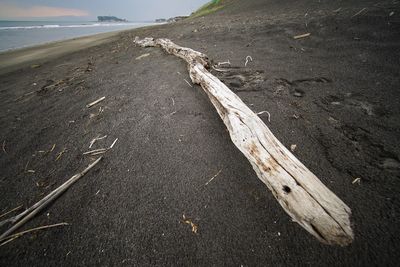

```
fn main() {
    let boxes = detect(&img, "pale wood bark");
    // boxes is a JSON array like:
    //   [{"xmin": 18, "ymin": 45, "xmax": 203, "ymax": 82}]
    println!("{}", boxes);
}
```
[{"xmin": 134, "ymin": 37, "xmax": 353, "ymax": 246}]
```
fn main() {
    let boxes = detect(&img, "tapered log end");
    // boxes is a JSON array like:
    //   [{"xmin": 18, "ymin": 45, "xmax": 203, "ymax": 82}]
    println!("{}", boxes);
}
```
[{"xmin": 296, "ymin": 208, "xmax": 354, "ymax": 246}]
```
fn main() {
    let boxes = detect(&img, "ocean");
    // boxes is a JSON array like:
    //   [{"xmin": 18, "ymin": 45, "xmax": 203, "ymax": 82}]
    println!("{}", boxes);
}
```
[{"xmin": 0, "ymin": 21, "xmax": 155, "ymax": 51}]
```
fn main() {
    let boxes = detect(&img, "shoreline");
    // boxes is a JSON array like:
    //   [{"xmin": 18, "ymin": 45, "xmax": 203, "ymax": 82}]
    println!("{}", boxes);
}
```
[{"xmin": 0, "ymin": 24, "xmax": 158, "ymax": 75}]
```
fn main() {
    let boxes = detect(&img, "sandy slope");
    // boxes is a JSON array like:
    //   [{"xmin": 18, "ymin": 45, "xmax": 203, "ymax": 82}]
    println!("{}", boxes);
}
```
[{"xmin": 0, "ymin": 0, "xmax": 399, "ymax": 265}]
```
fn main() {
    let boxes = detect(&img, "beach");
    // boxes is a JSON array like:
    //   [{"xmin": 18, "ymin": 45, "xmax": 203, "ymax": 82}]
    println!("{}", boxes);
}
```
[{"xmin": 1, "ymin": 0, "xmax": 399, "ymax": 265}]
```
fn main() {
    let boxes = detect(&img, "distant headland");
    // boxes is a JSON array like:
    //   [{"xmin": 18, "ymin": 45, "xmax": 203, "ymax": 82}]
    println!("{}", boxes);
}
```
[{"xmin": 97, "ymin": 16, "xmax": 127, "ymax": 22}]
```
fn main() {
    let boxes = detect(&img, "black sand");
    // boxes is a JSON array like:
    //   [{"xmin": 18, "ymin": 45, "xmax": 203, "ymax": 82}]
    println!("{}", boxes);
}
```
[{"xmin": 1, "ymin": 0, "xmax": 400, "ymax": 265}]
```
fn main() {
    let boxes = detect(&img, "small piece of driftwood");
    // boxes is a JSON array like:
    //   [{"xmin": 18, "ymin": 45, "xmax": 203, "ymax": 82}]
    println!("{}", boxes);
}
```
[
  {"xmin": 134, "ymin": 37, "xmax": 353, "ymax": 246},
  {"xmin": 294, "ymin": 33, "xmax": 311, "ymax": 39},
  {"xmin": 86, "ymin": 96, "xmax": 105, "ymax": 108},
  {"xmin": 0, "ymin": 157, "xmax": 102, "ymax": 240}
]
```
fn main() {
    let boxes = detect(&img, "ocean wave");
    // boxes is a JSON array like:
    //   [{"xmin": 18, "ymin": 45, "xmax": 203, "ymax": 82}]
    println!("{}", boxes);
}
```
[{"xmin": 0, "ymin": 23, "xmax": 141, "ymax": 30}]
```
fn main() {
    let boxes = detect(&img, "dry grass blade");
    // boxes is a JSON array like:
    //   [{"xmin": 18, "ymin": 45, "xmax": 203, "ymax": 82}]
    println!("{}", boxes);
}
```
[
  {"xmin": 0, "ymin": 223, "xmax": 69, "ymax": 246},
  {"xmin": 205, "ymin": 169, "xmax": 222, "ymax": 185},
  {"xmin": 0, "ymin": 205, "xmax": 23, "ymax": 219}
]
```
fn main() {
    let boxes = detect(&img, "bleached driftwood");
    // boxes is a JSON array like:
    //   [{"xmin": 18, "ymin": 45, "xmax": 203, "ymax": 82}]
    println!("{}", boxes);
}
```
[{"xmin": 134, "ymin": 37, "xmax": 354, "ymax": 246}]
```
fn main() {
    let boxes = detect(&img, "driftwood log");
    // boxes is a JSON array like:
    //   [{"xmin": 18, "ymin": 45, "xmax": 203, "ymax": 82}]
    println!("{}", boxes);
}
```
[{"xmin": 134, "ymin": 37, "xmax": 353, "ymax": 246}]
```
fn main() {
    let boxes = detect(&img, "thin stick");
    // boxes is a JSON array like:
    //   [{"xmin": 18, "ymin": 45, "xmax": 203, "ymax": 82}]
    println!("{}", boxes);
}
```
[
  {"xmin": 83, "ymin": 148, "xmax": 108, "ymax": 155},
  {"xmin": 89, "ymin": 135, "xmax": 107, "ymax": 148},
  {"xmin": 55, "ymin": 148, "xmax": 66, "ymax": 161},
  {"xmin": 2, "ymin": 140, "xmax": 7, "ymax": 154},
  {"xmin": 89, "ymin": 151, "xmax": 107, "ymax": 156},
  {"xmin": 218, "ymin": 60, "xmax": 231, "ymax": 66},
  {"xmin": 256, "ymin": 111, "xmax": 271, "ymax": 122},
  {"xmin": 352, "ymin": 8, "xmax": 366, "ymax": 18},
  {"xmin": 24, "ymin": 159, "xmax": 31, "ymax": 172},
  {"xmin": 171, "ymin": 98, "xmax": 175, "ymax": 106},
  {"xmin": 245, "ymin": 56, "xmax": 253, "ymax": 67},
  {"xmin": 0, "ymin": 223, "xmax": 68, "ymax": 244},
  {"xmin": 184, "ymin": 79, "xmax": 193, "ymax": 87},
  {"xmin": 0, "ymin": 205, "xmax": 23, "ymax": 219},
  {"xmin": 109, "ymin": 138, "xmax": 118, "ymax": 149},
  {"xmin": 0, "ymin": 157, "xmax": 102, "ymax": 240},
  {"xmin": 86, "ymin": 97, "xmax": 105, "ymax": 108},
  {"xmin": 294, "ymin": 33, "xmax": 311, "ymax": 39},
  {"xmin": 89, "ymin": 136, "xmax": 99, "ymax": 149},
  {"xmin": 50, "ymin": 144, "xmax": 56, "ymax": 152},
  {"xmin": 212, "ymin": 65, "xmax": 230, "ymax": 72},
  {"xmin": 0, "ymin": 236, "xmax": 18, "ymax": 246},
  {"xmin": 205, "ymin": 169, "xmax": 222, "ymax": 185}
]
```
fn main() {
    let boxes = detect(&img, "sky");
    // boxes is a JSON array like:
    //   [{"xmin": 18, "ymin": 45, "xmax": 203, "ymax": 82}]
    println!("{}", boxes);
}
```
[{"xmin": 0, "ymin": 0, "xmax": 211, "ymax": 21}]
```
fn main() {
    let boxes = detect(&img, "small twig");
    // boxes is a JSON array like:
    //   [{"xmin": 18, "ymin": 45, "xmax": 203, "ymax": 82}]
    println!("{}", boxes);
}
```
[
  {"xmin": 171, "ymin": 97, "xmax": 175, "ymax": 106},
  {"xmin": 2, "ymin": 140, "xmax": 7, "ymax": 154},
  {"xmin": 109, "ymin": 138, "xmax": 118, "ymax": 149},
  {"xmin": 256, "ymin": 111, "xmax": 271, "ymax": 122},
  {"xmin": 352, "ymin": 8, "xmax": 366, "ymax": 18},
  {"xmin": 0, "ymin": 236, "xmax": 19, "ymax": 246},
  {"xmin": 0, "ymin": 157, "xmax": 102, "ymax": 240},
  {"xmin": 212, "ymin": 65, "xmax": 230, "ymax": 72},
  {"xmin": 84, "ymin": 138, "xmax": 117, "ymax": 155},
  {"xmin": 83, "ymin": 148, "xmax": 108, "ymax": 155},
  {"xmin": 50, "ymin": 144, "xmax": 56, "ymax": 153},
  {"xmin": 205, "ymin": 169, "xmax": 222, "ymax": 186},
  {"xmin": 89, "ymin": 135, "xmax": 107, "ymax": 149},
  {"xmin": 135, "ymin": 53, "xmax": 150, "ymax": 60},
  {"xmin": 0, "ymin": 222, "xmax": 69, "ymax": 245},
  {"xmin": 24, "ymin": 159, "xmax": 31, "ymax": 172},
  {"xmin": 184, "ymin": 79, "xmax": 193, "ymax": 87},
  {"xmin": 89, "ymin": 151, "xmax": 108, "ymax": 156},
  {"xmin": 352, "ymin": 178, "xmax": 361, "ymax": 185},
  {"xmin": 245, "ymin": 56, "xmax": 253, "ymax": 67},
  {"xmin": 86, "ymin": 97, "xmax": 105, "ymax": 108},
  {"xmin": 333, "ymin": 7, "xmax": 342, "ymax": 13},
  {"xmin": 218, "ymin": 60, "xmax": 231, "ymax": 66},
  {"xmin": 55, "ymin": 148, "xmax": 67, "ymax": 161},
  {"xmin": 293, "ymin": 33, "xmax": 311, "ymax": 39},
  {"xmin": 0, "ymin": 205, "xmax": 23, "ymax": 219}
]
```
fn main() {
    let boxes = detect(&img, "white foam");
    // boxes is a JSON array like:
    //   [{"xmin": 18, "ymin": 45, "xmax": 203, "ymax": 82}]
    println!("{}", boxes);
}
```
[{"xmin": 0, "ymin": 22, "xmax": 141, "ymax": 30}]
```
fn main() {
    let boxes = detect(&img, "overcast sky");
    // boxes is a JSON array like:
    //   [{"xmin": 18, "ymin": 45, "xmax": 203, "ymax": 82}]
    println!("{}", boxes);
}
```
[{"xmin": 0, "ymin": 0, "xmax": 210, "ymax": 21}]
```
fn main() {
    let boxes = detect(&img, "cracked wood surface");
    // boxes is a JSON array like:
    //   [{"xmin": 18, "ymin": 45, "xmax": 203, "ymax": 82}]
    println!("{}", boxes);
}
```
[{"xmin": 133, "ymin": 37, "xmax": 354, "ymax": 246}]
